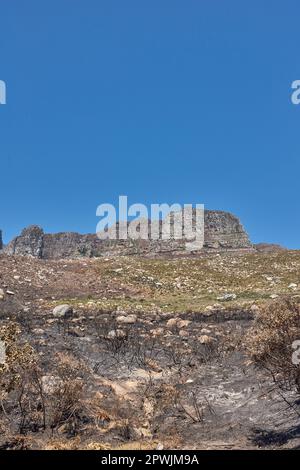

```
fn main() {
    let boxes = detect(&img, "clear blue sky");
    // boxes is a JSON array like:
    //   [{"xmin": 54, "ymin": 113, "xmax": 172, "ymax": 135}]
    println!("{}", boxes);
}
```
[{"xmin": 0, "ymin": 1, "xmax": 299, "ymax": 247}]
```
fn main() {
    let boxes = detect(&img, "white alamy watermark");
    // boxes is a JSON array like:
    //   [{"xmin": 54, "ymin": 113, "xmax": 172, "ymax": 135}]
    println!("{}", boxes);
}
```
[
  {"xmin": 96, "ymin": 196, "xmax": 204, "ymax": 251},
  {"xmin": 0, "ymin": 339, "xmax": 6, "ymax": 365},
  {"xmin": 0, "ymin": 80, "xmax": 6, "ymax": 105},
  {"xmin": 291, "ymin": 80, "xmax": 300, "ymax": 105}
]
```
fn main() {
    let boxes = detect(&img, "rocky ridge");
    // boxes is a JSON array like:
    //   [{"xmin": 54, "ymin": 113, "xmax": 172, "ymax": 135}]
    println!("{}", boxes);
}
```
[{"xmin": 1, "ymin": 210, "xmax": 253, "ymax": 259}]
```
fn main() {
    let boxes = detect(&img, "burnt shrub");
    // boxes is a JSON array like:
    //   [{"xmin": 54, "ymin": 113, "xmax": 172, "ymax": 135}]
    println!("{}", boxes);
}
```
[{"xmin": 246, "ymin": 297, "xmax": 300, "ymax": 393}]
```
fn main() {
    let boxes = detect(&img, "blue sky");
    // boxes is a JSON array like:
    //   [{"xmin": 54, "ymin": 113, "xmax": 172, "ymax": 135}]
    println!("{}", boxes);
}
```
[{"xmin": 0, "ymin": 1, "xmax": 299, "ymax": 247}]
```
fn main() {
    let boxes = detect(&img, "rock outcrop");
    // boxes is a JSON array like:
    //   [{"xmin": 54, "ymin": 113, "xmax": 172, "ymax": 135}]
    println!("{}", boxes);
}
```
[
  {"xmin": 4, "ymin": 225, "xmax": 44, "ymax": 258},
  {"xmin": 3, "ymin": 210, "xmax": 253, "ymax": 259},
  {"xmin": 203, "ymin": 211, "xmax": 251, "ymax": 249}
]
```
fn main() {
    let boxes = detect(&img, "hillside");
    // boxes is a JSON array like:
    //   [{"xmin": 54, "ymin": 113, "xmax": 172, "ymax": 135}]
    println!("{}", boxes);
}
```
[{"xmin": 0, "ymin": 250, "xmax": 300, "ymax": 449}]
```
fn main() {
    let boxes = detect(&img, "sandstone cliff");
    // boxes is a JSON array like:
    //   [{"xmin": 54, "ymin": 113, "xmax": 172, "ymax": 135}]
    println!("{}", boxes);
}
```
[{"xmin": 2, "ymin": 210, "xmax": 253, "ymax": 259}]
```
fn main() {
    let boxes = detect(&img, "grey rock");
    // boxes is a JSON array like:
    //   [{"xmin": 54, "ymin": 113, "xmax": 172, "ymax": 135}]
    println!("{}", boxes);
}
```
[
  {"xmin": 217, "ymin": 293, "xmax": 237, "ymax": 301},
  {"xmin": 4, "ymin": 225, "xmax": 44, "ymax": 258},
  {"xmin": 116, "ymin": 314, "xmax": 137, "ymax": 324},
  {"xmin": 6, "ymin": 290, "xmax": 15, "ymax": 296},
  {"xmin": 107, "ymin": 329, "xmax": 126, "ymax": 338},
  {"xmin": 53, "ymin": 304, "xmax": 73, "ymax": 319}
]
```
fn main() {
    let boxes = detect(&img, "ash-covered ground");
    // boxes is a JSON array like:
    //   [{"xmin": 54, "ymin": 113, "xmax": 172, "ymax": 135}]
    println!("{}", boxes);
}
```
[{"xmin": 0, "ymin": 251, "xmax": 300, "ymax": 450}]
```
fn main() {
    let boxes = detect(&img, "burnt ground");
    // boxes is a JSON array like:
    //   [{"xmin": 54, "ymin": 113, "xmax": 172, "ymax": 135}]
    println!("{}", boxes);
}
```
[{"xmin": 0, "ymin": 253, "xmax": 300, "ymax": 450}]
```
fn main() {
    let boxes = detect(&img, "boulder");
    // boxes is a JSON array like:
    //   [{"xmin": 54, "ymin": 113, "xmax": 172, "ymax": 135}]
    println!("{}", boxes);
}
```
[
  {"xmin": 116, "ymin": 314, "xmax": 137, "ymax": 324},
  {"xmin": 5, "ymin": 225, "xmax": 44, "ymax": 258},
  {"xmin": 53, "ymin": 304, "xmax": 73, "ymax": 319}
]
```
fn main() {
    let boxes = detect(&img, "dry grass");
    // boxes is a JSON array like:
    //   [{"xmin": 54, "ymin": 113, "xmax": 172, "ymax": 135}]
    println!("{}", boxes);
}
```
[{"xmin": 48, "ymin": 250, "xmax": 300, "ymax": 314}]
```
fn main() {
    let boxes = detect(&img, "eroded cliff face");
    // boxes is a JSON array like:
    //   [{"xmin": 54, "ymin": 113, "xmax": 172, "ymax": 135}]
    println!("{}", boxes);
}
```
[
  {"xmin": 4, "ymin": 225, "xmax": 44, "ymax": 258},
  {"xmin": 3, "ymin": 210, "xmax": 253, "ymax": 259},
  {"xmin": 204, "ymin": 211, "xmax": 251, "ymax": 249}
]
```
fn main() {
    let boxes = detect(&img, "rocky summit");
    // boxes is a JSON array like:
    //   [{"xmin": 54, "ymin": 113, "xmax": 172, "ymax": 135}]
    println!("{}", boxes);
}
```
[{"xmin": 2, "ymin": 210, "xmax": 253, "ymax": 259}]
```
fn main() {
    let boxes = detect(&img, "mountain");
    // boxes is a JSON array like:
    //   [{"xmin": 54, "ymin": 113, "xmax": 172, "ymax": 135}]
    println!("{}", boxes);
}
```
[{"xmin": 1, "ymin": 210, "xmax": 253, "ymax": 259}]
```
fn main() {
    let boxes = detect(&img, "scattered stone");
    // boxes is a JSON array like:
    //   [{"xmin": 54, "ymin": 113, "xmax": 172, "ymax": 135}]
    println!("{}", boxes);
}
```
[
  {"xmin": 213, "ymin": 303, "xmax": 224, "ymax": 309},
  {"xmin": 116, "ymin": 314, "xmax": 137, "ymax": 324},
  {"xmin": 107, "ymin": 329, "xmax": 126, "ymax": 339},
  {"xmin": 177, "ymin": 320, "xmax": 191, "ymax": 329},
  {"xmin": 79, "ymin": 336, "xmax": 92, "ymax": 342},
  {"xmin": 217, "ymin": 293, "xmax": 237, "ymax": 301},
  {"xmin": 199, "ymin": 335, "xmax": 215, "ymax": 344},
  {"xmin": 6, "ymin": 290, "xmax": 15, "ymax": 296},
  {"xmin": 205, "ymin": 305, "xmax": 214, "ymax": 312},
  {"xmin": 200, "ymin": 328, "xmax": 212, "ymax": 335},
  {"xmin": 52, "ymin": 304, "xmax": 73, "ymax": 319},
  {"xmin": 32, "ymin": 328, "xmax": 45, "ymax": 335},
  {"xmin": 166, "ymin": 318, "xmax": 177, "ymax": 328}
]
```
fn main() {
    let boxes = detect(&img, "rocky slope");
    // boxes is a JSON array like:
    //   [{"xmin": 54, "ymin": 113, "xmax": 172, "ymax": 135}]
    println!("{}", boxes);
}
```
[
  {"xmin": 0, "ymin": 250, "xmax": 300, "ymax": 450},
  {"xmin": 2, "ymin": 210, "xmax": 253, "ymax": 259}
]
